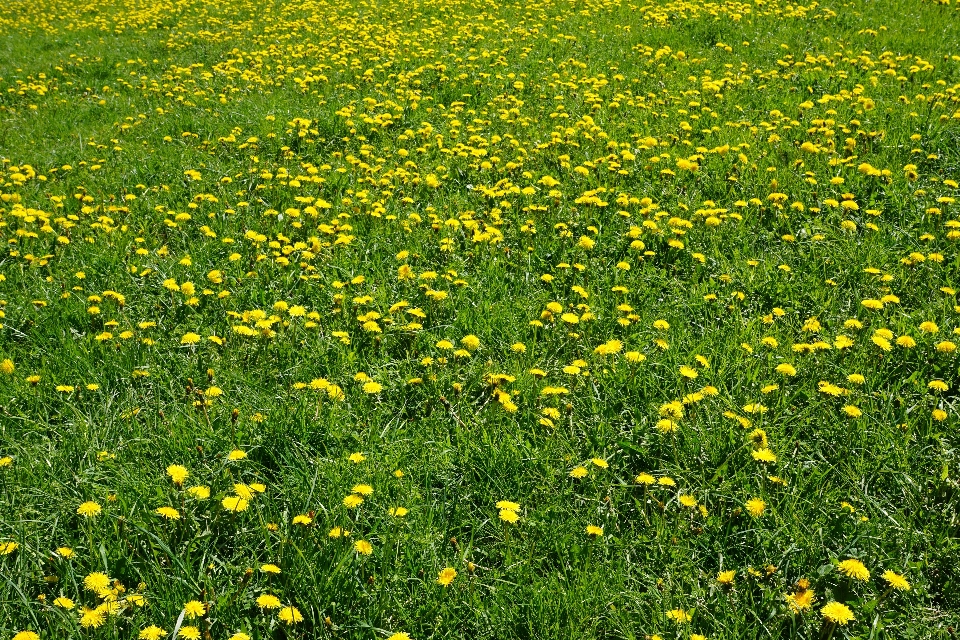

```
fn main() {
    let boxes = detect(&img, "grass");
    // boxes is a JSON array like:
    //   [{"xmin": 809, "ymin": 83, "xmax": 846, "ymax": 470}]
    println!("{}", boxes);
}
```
[{"xmin": 0, "ymin": 0, "xmax": 959, "ymax": 637}]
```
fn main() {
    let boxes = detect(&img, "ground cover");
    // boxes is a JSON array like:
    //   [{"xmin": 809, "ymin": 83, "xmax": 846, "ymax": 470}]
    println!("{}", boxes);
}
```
[{"xmin": 1, "ymin": 0, "xmax": 959, "ymax": 637}]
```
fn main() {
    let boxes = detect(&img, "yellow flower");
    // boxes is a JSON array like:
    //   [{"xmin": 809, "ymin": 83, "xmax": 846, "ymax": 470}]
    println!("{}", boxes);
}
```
[
  {"xmin": 188, "ymin": 486, "xmax": 210, "ymax": 499},
  {"xmin": 257, "ymin": 594, "xmax": 282, "ymax": 609},
  {"xmin": 717, "ymin": 570, "xmax": 736, "ymax": 586},
  {"xmin": 666, "ymin": 608, "xmax": 692, "ymax": 623},
  {"xmin": 354, "ymin": 540, "xmax": 373, "ymax": 555},
  {"xmin": 77, "ymin": 501, "xmax": 102, "ymax": 517},
  {"xmin": 586, "ymin": 525, "xmax": 604, "ymax": 537},
  {"xmin": 179, "ymin": 627, "xmax": 201, "ymax": 640},
  {"xmin": 838, "ymin": 559, "xmax": 870, "ymax": 581},
  {"xmin": 569, "ymin": 466, "xmax": 588, "ymax": 478},
  {"xmin": 278, "ymin": 606, "xmax": 303, "ymax": 624},
  {"xmin": 12, "ymin": 633, "xmax": 40, "ymax": 640},
  {"xmin": 496, "ymin": 500, "xmax": 520, "ymax": 511},
  {"xmin": 139, "ymin": 626, "xmax": 166, "ymax": 640},
  {"xmin": 882, "ymin": 570, "xmax": 910, "ymax": 591},
  {"xmin": 166, "ymin": 464, "xmax": 189, "ymax": 485},
  {"xmin": 83, "ymin": 572, "xmax": 111, "ymax": 595},
  {"xmin": 54, "ymin": 596, "xmax": 75, "ymax": 609},
  {"xmin": 821, "ymin": 601, "xmax": 854, "ymax": 625},
  {"xmin": 785, "ymin": 588, "xmax": 815, "ymax": 612},
  {"xmin": 635, "ymin": 473, "xmax": 656, "ymax": 485},
  {"xmin": 679, "ymin": 494, "xmax": 698, "ymax": 508},
  {"xmin": 590, "ymin": 457, "xmax": 608, "ymax": 469},
  {"xmin": 388, "ymin": 634, "xmax": 412, "ymax": 640},
  {"xmin": 343, "ymin": 494, "xmax": 364, "ymax": 508},
  {"xmin": 362, "ymin": 381, "xmax": 383, "ymax": 394},
  {"xmin": 183, "ymin": 600, "xmax": 206, "ymax": 618},
  {"xmin": 293, "ymin": 514, "xmax": 313, "ymax": 525},
  {"xmin": 155, "ymin": 506, "xmax": 180, "ymax": 520},
  {"xmin": 437, "ymin": 567, "xmax": 457, "ymax": 586},
  {"xmin": 745, "ymin": 498, "xmax": 766, "ymax": 517},
  {"xmin": 0, "ymin": 541, "xmax": 18, "ymax": 555},
  {"xmin": 348, "ymin": 452, "xmax": 366, "ymax": 463},
  {"xmin": 775, "ymin": 363, "xmax": 797, "ymax": 376},
  {"xmin": 499, "ymin": 508, "xmax": 519, "ymax": 523},
  {"xmin": 80, "ymin": 606, "xmax": 106, "ymax": 628},
  {"xmin": 221, "ymin": 496, "xmax": 249, "ymax": 512},
  {"xmin": 261, "ymin": 564, "xmax": 281, "ymax": 574},
  {"xmin": 227, "ymin": 449, "xmax": 247, "ymax": 461},
  {"xmin": 351, "ymin": 484, "xmax": 374, "ymax": 496}
]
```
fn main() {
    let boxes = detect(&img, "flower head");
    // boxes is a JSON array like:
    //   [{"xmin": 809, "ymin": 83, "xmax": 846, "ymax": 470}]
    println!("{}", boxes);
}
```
[
  {"xmin": 838, "ymin": 559, "xmax": 870, "ymax": 581},
  {"xmin": 821, "ymin": 601, "xmax": 854, "ymax": 625},
  {"xmin": 278, "ymin": 606, "xmax": 303, "ymax": 624},
  {"xmin": 77, "ymin": 501, "xmax": 102, "ymax": 517},
  {"xmin": 882, "ymin": 570, "xmax": 910, "ymax": 591},
  {"xmin": 437, "ymin": 567, "xmax": 457, "ymax": 586}
]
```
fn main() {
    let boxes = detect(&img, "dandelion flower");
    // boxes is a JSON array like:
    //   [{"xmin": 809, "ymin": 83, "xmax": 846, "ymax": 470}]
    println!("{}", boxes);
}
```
[
  {"xmin": 636, "ymin": 473, "xmax": 656, "ymax": 485},
  {"xmin": 499, "ymin": 508, "xmax": 519, "ymax": 523},
  {"xmin": 183, "ymin": 600, "xmax": 206, "ymax": 618},
  {"xmin": 0, "ymin": 541, "xmax": 18, "ymax": 555},
  {"xmin": 586, "ymin": 525, "xmax": 604, "ymax": 537},
  {"xmin": 155, "ymin": 506, "xmax": 180, "ymax": 520},
  {"xmin": 838, "ymin": 559, "xmax": 870, "ymax": 581},
  {"xmin": 351, "ymin": 484, "xmax": 374, "ymax": 496},
  {"xmin": 187, "ymin": 486, "xmax": 210, "ymax": 500},
  {"xmin": 354, "ymin": 540, "xmax": 373, "ymax": 555},
  {"xmin": 227, "ymin": 449, "xmax": 247, "ymax": 461},
  {"xmin": 166, "ymin": 464, "xmax": 189, "ymax": 485},
  {"xmin": 437, "ymin": 567, "xmax": 457, "ymax": 586},
  {"xmin": 293, "ymin": 514, "xmax": 313, "ymax": 525},
  {"xmin": 83, "ymin": 572, "xmax": 111, "ymax": 595},
  {"xmin": 77, "ymin": 501, "xmax": 102, "ymax": 517},
  {"xmin": 139, "ymin": 626, "xmax": 166, "ymax": 640},
  {"xmin": 821, "ymin": 601, "xmax": 854, "ymax": 625},
  {"xmin": 179, "ymin": 626, "xmax": 201, "ymax": 640},
  {"xmin": 12, "ymin": 633, "xmax": 40, "ymax": 640},
  {"xmin": 278, "ymin": 606, "xmax": 303, "ymax": 624},
  {"xmin": 257, "ymin": 594, "xmax": 282, "ymax": 609},
  {"xmin": 261, "ymin": 564, "xmax": 281, "ymax": 574},
  {"xmin": 666, "ymin": 608, "xmax": 692, "ymax": 623},
  {"xmin": 717, "ymin": 570, "xmax": 736, "ymax": 586},
  {"xmin": 54, "ymin": 596, "xmax": 75, "ymax": 609},
  {"xmin": 348, "ymin": 452, "xmax": 366, "ymax": 463},
  {"xmin": 388, "ymin": 634, "xmax": 412, "ymax": 640},
  {"xmin": 786, "ymin": 588, "xmax": 815, "ymax": 612},
  {"xmin": 745, "ymin": 498, "xmax": 766, "ymax": 517},
  {"xmin": 882, "ymin": 570, "xmax": 910, "ymax": 591},
  {"xmin": 56, "ymin": 547, "xmax": 74, "ymax": 558},
  {"xmin": 80, "ymin": 607, "xmax": 107, "ymax": 628},
  {"xmin": 221, "ymin": 496, "xmax": 248, "ymax": 512}
]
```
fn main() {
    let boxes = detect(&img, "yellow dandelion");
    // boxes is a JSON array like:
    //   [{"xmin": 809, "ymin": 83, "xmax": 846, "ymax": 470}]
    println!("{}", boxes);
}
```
[
  {"xmin": 437, "ymin": 567, "xmax": 457, "ymax": 586},
  {"xmin": 821, "ymin": 601, "xmax": 854, "ymax": 625},
  {"xmin": 838, "ymin": 559, "xmax": 870, "ymax": 581}
]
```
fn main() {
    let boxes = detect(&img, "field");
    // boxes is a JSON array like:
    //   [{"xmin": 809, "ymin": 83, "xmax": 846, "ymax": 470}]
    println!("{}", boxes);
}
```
[{"xmin": 1, "ymin": 0, "xmax": 959, "ymax": 637}]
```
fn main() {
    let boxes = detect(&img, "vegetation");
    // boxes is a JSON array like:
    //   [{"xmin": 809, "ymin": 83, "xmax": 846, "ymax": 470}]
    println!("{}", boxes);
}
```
[{"xmin": 1, "ymin": 0, "xmax": 959, "ymax": 637}]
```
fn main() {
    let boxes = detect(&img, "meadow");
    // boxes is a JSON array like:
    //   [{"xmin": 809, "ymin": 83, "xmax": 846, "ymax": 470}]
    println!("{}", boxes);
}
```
[{"xmin": 0, "ymin": 0, "xmax": 959, "ymax": 637}]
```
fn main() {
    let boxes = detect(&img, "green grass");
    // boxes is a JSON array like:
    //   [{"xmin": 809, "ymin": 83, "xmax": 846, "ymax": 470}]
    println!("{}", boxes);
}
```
[{"xmin": 0, "ymin": 0, "xmax": 959, "ymax": 637}]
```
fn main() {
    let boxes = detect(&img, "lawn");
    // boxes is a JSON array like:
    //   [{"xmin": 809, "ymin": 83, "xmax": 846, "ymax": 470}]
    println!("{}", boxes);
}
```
[{"xmin": 0, "ymin": 0, "xmax": 959, "ymax": 637}]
